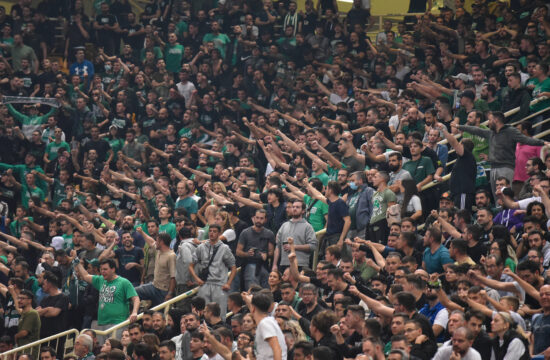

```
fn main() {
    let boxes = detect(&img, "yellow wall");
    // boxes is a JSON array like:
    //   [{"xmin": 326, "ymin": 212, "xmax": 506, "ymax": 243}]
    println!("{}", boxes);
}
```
[{"xmin": 296, "ymin": 0, "xmax": 412, "ymax": 15}]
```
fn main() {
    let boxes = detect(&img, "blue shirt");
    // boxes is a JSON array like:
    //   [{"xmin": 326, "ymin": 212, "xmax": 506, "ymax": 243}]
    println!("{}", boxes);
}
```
[
  {"xmin": 326, "ymin": 198, "xmax": 349, "ymax": 235},
  {"xmin": 533, "ymin": 313, "xmax": 550, "ymax": 354},
  {"xmin": 423, "ymin": 244, "xmax": 453, "ymax": 274},
  {"xmin": 69, "ymin": 60, "xmax": 95, "ymax": 81}
]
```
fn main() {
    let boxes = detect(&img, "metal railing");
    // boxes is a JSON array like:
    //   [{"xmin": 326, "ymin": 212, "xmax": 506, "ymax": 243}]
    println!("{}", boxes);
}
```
[
  {"xmin": 0, "ymin": 329, "xmax": 79, "ymax": 360},
  {"xmin": 91, "ymin": 268, "xmax": 240, "ymax": 338},
  {"xmin": 437, "ymin": 96, "xmax": 549, "ymax": 147},
  {"xmin": 1, "ymin": 269, "xmax": 239, "ymax": 357}
]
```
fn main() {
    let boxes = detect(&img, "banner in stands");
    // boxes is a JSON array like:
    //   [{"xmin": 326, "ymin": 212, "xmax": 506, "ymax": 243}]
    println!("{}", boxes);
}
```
[{"xmin": 2, "ymin": 96, "xmax": 61, "ymax": 108}]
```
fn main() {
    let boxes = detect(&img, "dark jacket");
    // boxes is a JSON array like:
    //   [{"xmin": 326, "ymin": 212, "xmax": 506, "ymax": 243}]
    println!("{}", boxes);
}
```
[
  {"xmin": 410, "ymin": 338, "xmax": 437, "ymax": 360},
  {"xmin": 501, "ymin": 87, "xmax": 531, "ymax": 123}
]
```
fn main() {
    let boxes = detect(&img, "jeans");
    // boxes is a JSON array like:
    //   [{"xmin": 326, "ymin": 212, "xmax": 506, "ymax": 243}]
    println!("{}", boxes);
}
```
[
  {"xmin": 243, "ymin": 262, "xmax": 269, "ymax": 290},
  {"xmin": 135, "ymin": 282, "xmax": 167, "ymax": 306}
]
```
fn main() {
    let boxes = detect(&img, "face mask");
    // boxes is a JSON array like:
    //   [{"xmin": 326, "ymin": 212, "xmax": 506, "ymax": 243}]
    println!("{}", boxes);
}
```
[
  {"xmin": 349, "ymin": 182, "xmax": 358, "ymax": 190},
  {"xmin": 104, "ymin": 65, "xmax": 111, "ymax": 72}
]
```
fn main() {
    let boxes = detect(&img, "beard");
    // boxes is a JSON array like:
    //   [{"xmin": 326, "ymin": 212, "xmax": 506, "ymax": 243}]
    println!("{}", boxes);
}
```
[
  {"xmin": 388, "ymin": 164, "xmax": 399, "ymax": 172},
  {"xmin": 426, "ymin": 293, "xmax": 438, "ymax": 301},
  {"xmin": 122, "ymin": 223, "xmax": 133, "ymax": 231}
]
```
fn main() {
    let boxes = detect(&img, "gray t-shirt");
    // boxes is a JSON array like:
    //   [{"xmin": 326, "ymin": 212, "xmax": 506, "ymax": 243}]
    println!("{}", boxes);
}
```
[
  {"xmin": 237, "ymin": 226, "xmax": 275, "ymax": 261},
  {"xmin": 255, "ymin": 316, "xmax": 287, "ymax": 360}
]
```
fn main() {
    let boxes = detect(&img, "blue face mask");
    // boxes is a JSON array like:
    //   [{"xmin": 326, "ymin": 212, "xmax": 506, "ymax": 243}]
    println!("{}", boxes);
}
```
[{"xmin": 349, "ymin": 181, "xmax": 358, "ymax": 190}]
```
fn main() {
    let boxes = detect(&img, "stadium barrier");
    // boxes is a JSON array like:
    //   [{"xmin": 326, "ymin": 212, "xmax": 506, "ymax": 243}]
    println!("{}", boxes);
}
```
[{"xmin": 0, "ymin": 329, "xmax": 80, "ymax": 360}]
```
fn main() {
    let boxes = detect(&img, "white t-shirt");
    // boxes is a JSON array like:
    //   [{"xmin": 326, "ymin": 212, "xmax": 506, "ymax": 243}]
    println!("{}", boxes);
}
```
[
  {"xmin": 517, "ymin": 196, "xmax": 541, "ymax": 210},
  {"xmin": 222, "ymin": 229, "xmax": 236, "ymax": 242},
  {"xmin": 433, "ymin": 307, "xmax": 449, "ymax": 329},
  {"xmin": 433, "ymin": 345, "xmax": 481, "ymax": 360},
  {"xmin": 405, "ymin": 195, "xmax": 422, "ymax": 214},
  {"xmin": 255, "ymin": 316, "xmax": 287, "ymax": 360},
  {"xmin": 176, "ymin": 81, "xmax": 196, "ymax": 106}
]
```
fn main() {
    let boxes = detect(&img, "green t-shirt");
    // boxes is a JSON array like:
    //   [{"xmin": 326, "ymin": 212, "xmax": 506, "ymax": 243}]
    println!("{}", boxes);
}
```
[
  {"xmin": 462, "ymin": 125, "xmax": 490, "ymax": 164},
  {"xmin": 311, "ymin": 171, "xmax": 329, "ymax": 186},
  {"xmin": 62, "ymin": 234, "xmax": 73, "ymax": 249},
  {"xmin": 165, "ymin": 43, "xmax": 184, "ymax": 73},
  {"xmin": 354, "ymin": 260, "xmax": 377, "ymax": 281},
  {"xmin": 92, "ymin": 275, "xmax": 138, "ymax": 325},
  {"xmin": 505, "ymin": 257, "xmax": 516, "ymax": 273},
  {"xmin": 402, "ymin": 157, "xmax": 435, "ymax": 184},
  {"xmin": 202, "ymin": 33, "xmax": 231, "ymax": 58},
  {"xmin": 175, "ymin": 196, "xmax": 198, "ymax": 215},
  {"xmin": 159, "ymin": 222, "xmax": 177, "ymax": 239},
  {"xmin": 304, "ymin": 194, "xmax": 328, "ymax": 232},
  {"xmin": 179, "ymin": 126, "xmax": 192, "ymax": 138},
  {"xmin": 45, "ymin": 141, "xmax": 70, "ymax": 161},
  {"xmin": 21, "ymin": 185, "xmax": 45, "ymax": 208},
  {"xmin": 370, "ymin": 188, "xmax": 396, "ymax": 224},
  {"xmin": 531, "ymin": 77, "xmax": 550, "ymax": 112}
]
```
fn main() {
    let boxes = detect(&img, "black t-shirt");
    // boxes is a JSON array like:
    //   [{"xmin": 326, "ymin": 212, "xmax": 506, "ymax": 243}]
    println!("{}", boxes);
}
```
[
  {"xmin": 467, "ymin": 241, "xmax": 487, "ymax": 264},
  {"xmin": 40, "ymin": 293, "xmax": 69, "ymax": 337},
  {"xmin": 83, "ymin": 139, "xmax": 111, "ymax": 163},
  {"xmin": 198, "ymin": 108, "xmax": 219, "ymax": 131},
  {"xmin": 14, "ymin": 71, "xmax": 38, "ymax": 93},
  {"xmin": 450, "ymin": 149, "xmax": 476, "ymax": 195},
  {"xmin": 115, "ymin": 246, "xmax": 144, "ymax": 285},
  {"xmin": 95, "ymin": 13, "xmax": 118, "ymax": 37},
  {"xmin": 124, "ymin": 23, "xmax": 145, "ymax": 50}
]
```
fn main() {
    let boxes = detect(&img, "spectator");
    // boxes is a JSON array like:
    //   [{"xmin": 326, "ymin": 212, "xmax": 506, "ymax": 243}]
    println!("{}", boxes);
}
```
[
  {"xmin": 189, "ymin": 224, "xmax": 236, "ymax": 320},
  {"xmin": 74, "ymin": 258, "xmax": 140, "ymax": 338}
]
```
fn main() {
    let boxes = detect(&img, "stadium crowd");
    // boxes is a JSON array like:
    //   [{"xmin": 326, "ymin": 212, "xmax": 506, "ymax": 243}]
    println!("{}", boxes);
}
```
[{"xmin": 1, "ymin": 0, "xmax": 550, "ymax": 359}]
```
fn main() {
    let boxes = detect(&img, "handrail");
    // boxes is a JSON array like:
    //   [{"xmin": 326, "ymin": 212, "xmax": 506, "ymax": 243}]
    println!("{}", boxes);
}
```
[
  {"xmin": 0, "ymin": 329, "xmax": 80, "ymax": 360},
  {"xmin": 425, "ymin": 120, "xmax": 550, "ymax": 189},
  {"xmin": 90, "ymin": 268, "xmax": 240, "ymax": 337},
  {"xmin": 437, "ymin": 97, "xmax": 549, "ymax": 146},
  {"xmin": 444, "ymin": 116, "xmax": 550, "ymax": 168}
]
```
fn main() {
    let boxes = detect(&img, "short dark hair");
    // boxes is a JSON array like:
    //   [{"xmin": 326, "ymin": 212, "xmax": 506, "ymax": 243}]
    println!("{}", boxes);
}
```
[
  {"xmin": 134, "ymin": 343, "xmax": 153, "ymax": 360},
  {"xmin": 157, "ymin": 232, "xmax": 172, "ymax": 247},
  {"xmin": 99, "ymin": 258, "xmax": 117, "ymax": 269},
  {"xmin": 40, "ymin": 347, "xmax": 56, "ymax": 358},
  {"xmin": 251, "ymin": 292, "xmax": 273, "ymax": 313},
  {"xmin": 205, "ymin": 303, "xmax": 221, "ymax": 317},
  {"xmin": 395, "ymin": 292, "xmax": 416, "ymax": 312},
  {"xmin": 294, "ymin": 341, "xmax": 313, "ymax": 356},
  {"xmin": 450, "ymin": 239, "xmax": 468, "ymax": 255},
  {"xmin": 465, "ymin": 309, "xmax": 485, "ymax": 323},
  {"xmin": 159, "ymin": 340, "xmax": 176, "ymax": 352}
]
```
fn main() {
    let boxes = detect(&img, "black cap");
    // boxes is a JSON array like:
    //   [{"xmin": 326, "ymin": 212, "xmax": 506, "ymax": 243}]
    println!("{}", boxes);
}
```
[{"xmin": 460, "ymin": 90, "xmax": 475, "ymax": 100}]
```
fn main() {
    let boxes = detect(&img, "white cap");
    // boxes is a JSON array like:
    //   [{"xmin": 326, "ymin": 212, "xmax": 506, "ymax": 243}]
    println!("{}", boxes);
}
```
[{"xmin": 51, "ymin": 236, "xmax": 65, "ymax": 250}]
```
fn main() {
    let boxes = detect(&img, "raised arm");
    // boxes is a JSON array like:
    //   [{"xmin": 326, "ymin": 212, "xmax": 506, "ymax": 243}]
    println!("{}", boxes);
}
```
[
  {"xmin": 136, "ymin": 226, "xmax": 158, "ymax": 248},
  {"xmin": 348, "ymin": 286, "xmax": 395, "ymax": 318},
  {"xmin": 467, "ymin": 270, "xmax": 521, "ymax": 295},
  {"xmin": 74, "ymin": 259, "xmax": 93, "ymax": 283},
  {"xmin": 429, "ymin": 210, "xmax": 462, "ymax": 239},
  {"xmin": 229, "ymin": 192, "xmax": 263, "ymax": 210}
]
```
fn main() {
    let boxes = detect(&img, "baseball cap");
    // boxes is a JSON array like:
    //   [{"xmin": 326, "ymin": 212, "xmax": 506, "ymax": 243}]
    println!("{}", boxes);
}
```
[
  {"xmin": 51, "ymin": 236, "xmax": 65, "ymax": 250},
  {"xmin": 452, "ymin": 73, "xmax": 470, "ymax": 82},
  {"xmin": 440, "ymin": 192, "xmax": 452, "ymax": 200},
  {"xmin": 460, "ymin": 90, "xmax": 476, "ymax": 100}
]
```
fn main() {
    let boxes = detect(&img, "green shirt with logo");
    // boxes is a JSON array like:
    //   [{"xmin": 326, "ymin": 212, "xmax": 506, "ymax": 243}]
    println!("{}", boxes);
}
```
[{"xmin": 92, "ymin": 275, "xmax": 138, "ymax": 325}]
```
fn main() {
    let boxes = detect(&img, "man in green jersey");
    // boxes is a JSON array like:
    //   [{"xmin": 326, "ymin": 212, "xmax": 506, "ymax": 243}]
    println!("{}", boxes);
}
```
[{"xmin": 74, "ymin": 258, "xmax": 140, "ymax": 342}]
